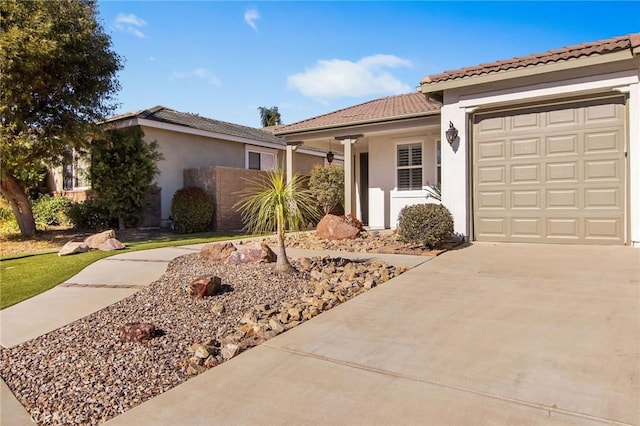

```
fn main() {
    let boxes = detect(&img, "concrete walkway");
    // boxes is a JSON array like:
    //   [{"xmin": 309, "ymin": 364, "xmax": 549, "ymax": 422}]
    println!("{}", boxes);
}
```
[{"xmin": 2, "ymin": 242, "xmax": 639, "ymax": 425}]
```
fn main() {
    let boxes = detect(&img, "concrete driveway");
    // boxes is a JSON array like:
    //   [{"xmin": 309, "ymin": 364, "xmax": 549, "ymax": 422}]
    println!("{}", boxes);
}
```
[{"xmin": 107, "ymin": 242, "xmax": 639, "ymax": 425}]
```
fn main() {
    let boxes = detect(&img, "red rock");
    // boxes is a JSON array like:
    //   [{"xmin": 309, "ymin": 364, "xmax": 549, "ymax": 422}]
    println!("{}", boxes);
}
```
[
  {"xmin": 200, "ymin": 242, "xmax": 237, "ymax": 261},
  {"xmin": 186, "ymin": 275, "xmax": 222, "ymax": 298},
  {"xmin": 316, "ymin": 214, "xmax": 360, "ymax": 240},
  {"xmin": 120, "ymin": 322, "xmax": 156, "ymax": 342}
]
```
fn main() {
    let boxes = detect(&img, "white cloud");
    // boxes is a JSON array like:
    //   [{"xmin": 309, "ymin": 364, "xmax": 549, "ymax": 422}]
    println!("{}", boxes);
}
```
[
  {"xmin": 171, "ymin": 68, "xmax": 221, "ymax": 86},
  {"xmin": 115, "ymin": 13, "xmax": 147, "ymax": 38},
  {"xmin": 287, "ymin": 54, "xmax": 412, "ymax": 99},
  {"xmin": 244, "ymin": 9, "xmax": 260, "ymax": 32}
]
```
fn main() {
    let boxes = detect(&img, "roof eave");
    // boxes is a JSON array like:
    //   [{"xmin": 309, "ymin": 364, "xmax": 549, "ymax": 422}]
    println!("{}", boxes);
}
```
[
  {"xmin": 418, "ymin": 50, "xmax": 634, "ymax": 94},
  {"xmin": 275, "ymin": 108, "xmax": 441, "ymax": 136}
]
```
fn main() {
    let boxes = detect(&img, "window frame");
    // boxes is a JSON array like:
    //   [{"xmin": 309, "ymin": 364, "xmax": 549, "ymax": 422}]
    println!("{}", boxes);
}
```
[
  {"xmin": 246, "ymin": 147, "xmax": 276, "ymax": 171},
  {"xmin": 396, "ymin": 142, "xmax": 423, "ymax": 191},
  {"xmin": 62, "ymin": 149, "xmax": 91, "ymax": 191}
]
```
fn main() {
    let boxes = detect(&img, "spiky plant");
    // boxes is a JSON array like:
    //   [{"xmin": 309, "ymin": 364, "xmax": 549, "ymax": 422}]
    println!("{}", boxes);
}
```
[{"xmin": 234, "ymin": 170, "xmax": 319, "ymax": 273}]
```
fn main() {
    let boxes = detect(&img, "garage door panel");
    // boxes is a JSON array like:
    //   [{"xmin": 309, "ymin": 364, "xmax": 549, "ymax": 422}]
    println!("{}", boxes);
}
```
[
  {"xmin": 473, "ymin": 96, "xmax": 626, "ymax": 245},
  {"xmin": 547, "ymin": 135, "xmax": 578, "ymax": 155}
]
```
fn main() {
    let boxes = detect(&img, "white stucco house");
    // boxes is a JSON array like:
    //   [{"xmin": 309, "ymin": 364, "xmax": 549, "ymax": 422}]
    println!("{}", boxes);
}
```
[
  {"xmin": 278, "ymin": 33, "xmax": 640, "ymax": 246},
  {"xmin": 51, "ymin": 105, "xmax": 327, "ymax": 227}
]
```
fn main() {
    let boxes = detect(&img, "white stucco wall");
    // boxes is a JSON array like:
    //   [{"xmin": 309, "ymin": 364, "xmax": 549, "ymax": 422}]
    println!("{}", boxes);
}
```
[{"xmin": 438, "ymin": 66, "xmax": 640, "ymax": 244}]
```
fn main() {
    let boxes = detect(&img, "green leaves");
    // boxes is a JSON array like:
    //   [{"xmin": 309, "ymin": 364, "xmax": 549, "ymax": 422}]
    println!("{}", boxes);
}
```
[{"xmin": 309, "ymin": 165, "xmax": 344, "ymax": 215}]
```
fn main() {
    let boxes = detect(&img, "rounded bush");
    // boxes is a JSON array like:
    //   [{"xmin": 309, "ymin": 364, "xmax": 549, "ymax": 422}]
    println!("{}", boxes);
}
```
[
  {"xmin": 398, "ymin": 203, "xmax": 454, "ymax": 249},
  {"xmin": 171, "ymin": 187, "xmax": 214, "ymax": 234},
  {"xmin": 32, "ymin": 195, "xmax": 73, "ymax": 227},
  {"xmin": 68, "ymin": 199, "xmax": 114, "ymax": 230}
]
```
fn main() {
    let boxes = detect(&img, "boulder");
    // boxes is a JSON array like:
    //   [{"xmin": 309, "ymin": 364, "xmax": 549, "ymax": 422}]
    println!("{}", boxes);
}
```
[
  {"xmin": 200, "ymin": 242, "xmax": 237, "ymax": 261},
  {"xmin": 98, "ymin": 238, "xmax": 125, "ymax": 251},
  {"xmin": 120, "ymin": 322, "xmax": 156, "ymax": 342},
  {"xmin": 186, "ymin": 275, "xmax": 222, "ymax": 298},
  {"xmin": 84, "ymin": 230, "xmax": 116, "ymax": 249},
  {"xmin": 225, "ymin": 243, "xmax": 276, "ymax": 265},
  {"xmin": 58, "ymin": 241, "xmax": 89, "ymax": 256},
  {"xmin": 316, "ymin": 214, "xmax": 360, "ymax": 240}
]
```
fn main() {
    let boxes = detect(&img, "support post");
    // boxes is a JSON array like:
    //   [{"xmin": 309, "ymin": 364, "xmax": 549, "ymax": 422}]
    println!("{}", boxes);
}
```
[
  {"xmin": 337, "ymin": 135, "xmax": 362, "ymax": 215},
  {"xmin": 285, "ymin": 142, "xmax": 302, "ymax": 183}
]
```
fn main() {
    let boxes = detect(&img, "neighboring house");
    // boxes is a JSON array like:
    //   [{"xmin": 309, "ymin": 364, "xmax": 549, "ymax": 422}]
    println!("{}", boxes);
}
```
[
  {"xmin": 279, "ymin": 33, "xmax": 640, "ymax": 246},
  {"xmin": 51, "ymin": 105, "xmax": 326, "ymax": 227}
]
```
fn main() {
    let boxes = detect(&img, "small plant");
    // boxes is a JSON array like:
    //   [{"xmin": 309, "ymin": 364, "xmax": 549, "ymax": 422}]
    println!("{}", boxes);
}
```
[
  {"xmin": 425, "ymin": 183, "xmax": 442, "ymax": 202},
  {"xmin": 68, "ymin": 199, "xmax": 114, "ymax": 230},
  {"xmin": 32, "ymin": 195, "xmax": 73, "ymax": 227},
  {"xmin": 171, "ymin": 187, "xmax": 214, "ymax": 234},
  {"xmin": 309, "ymin": 165, "xmax": 344, "ymax": 215},
  {"xmin": 397, "ymin": 203, "xmax": 454, "ymax": 249},
  {"xmin": 342, "ymin": 213, "xmax": 363, "ymax": 232}
]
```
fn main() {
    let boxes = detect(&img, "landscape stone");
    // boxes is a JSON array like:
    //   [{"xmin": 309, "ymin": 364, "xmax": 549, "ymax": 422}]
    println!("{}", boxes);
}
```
[
  {"xmin": 316, "ymin": 214, "xmax": 360, "ymax": 240},
  {"xmin": 98, "ymin": 238, "xmax": 125, "ymax": 251},
  {"xmin": 200, "ymin": 242, "xmax": 237, "ymax": 261},
  {"xmin": 186, "ymin": 275, "xmax": 222, "ymax": 298},
  {"xmin": 58, "ymin": 241, "xmax": 89, "ymax": 256},
  {"xmin": 84, "ymin": 229, "xmax": 116, "ymax": 249},
  {"xmin": 210, "ymin": 303, "xmax": 225, "ymax": 315},
  {"xmin": 120, "ymin": 322, "xmax": 156, "ymax": 342}
]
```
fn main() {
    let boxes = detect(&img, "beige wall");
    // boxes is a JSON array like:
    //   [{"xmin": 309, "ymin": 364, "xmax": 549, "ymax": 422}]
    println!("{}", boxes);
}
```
[
  {"xmin": 142, "ymin": 125, "xmax": 246, "ymax": 223},
  {"xmin": 293, "ymin": 152, "xmax": 324, "ymax": 175}
]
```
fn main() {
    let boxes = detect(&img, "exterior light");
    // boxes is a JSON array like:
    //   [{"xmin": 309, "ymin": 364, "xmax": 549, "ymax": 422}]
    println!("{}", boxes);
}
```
[
  {"xmin": 445, "ymin": 121, "xmax": 458, "ymax": 144},
  {"xmin": 326, "ymin": 140, "xmax": 334, "ymax": 164}
]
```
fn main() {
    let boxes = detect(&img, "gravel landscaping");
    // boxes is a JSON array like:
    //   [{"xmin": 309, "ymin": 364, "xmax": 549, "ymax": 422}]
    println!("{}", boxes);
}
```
[{"xmin": 0, "ymin": 234, "xmax": 411, "ymax": 425}]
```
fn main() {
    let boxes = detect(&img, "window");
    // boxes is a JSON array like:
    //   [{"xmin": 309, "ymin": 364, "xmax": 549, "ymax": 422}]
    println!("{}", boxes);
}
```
[
  {"xmin": 63, "ymin": 149, "xmax": 90, "ymax": 190},
  {"xmin": 397, "ymin": 143, "xmax": 422, "ymax": 190},
  {"xmin": 247, "ymin": 150, "xmax": 275, "ymax": 171}
]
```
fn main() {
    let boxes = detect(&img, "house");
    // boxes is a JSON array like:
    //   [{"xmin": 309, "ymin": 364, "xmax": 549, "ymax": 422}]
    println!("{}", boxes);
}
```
[
  {"xmin": 51, "ymin": 105, "xmax": 327, "ymax": 228},
  {"xmin": 278, "ymin": 33, "xmax": 640, "ymax": 246}
]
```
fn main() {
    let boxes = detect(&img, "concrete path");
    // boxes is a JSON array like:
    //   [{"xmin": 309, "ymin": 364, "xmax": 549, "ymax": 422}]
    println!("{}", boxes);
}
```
[{"xmin": 105, "ymin": 243, "xmax": 639, "ymax": 426}]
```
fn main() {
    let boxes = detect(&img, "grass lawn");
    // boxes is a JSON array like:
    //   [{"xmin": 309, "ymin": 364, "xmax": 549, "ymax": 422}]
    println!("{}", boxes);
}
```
[{"xmin": 0, "ymin": 232, "xmax": 246, "ymax": 310}]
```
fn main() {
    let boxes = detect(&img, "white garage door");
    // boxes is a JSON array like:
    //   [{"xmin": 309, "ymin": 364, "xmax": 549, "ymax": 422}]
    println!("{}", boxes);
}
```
[{"xmin": 473, "ymin": 96, "xmax": 627, "ymax": 244}]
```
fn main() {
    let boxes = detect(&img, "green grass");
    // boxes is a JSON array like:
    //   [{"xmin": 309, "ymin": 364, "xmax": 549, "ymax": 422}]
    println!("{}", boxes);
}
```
[{"xmin": 0, "ymin": 232, "xmax": 247, "ymax": 310}]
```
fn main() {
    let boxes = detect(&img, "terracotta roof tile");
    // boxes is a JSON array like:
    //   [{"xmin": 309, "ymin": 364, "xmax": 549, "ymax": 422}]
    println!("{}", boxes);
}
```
[
  {"xmin": 420, "ymin": 33, "xmax": 639, "ymax": 86},
  {"xmin": 275, "ymin": 93, "xmax": 441, "ymax": 134},
  {"xmin": 106, "ymin": 106, "xmax": 285, "ymax": 145}
]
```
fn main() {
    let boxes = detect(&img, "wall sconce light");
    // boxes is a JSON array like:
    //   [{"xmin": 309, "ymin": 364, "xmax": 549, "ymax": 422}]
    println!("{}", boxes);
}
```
[
  {"xmin": 445, "ymin": 121, "xmax": 458, "ymax": 144},
  {"xmin": 326, "ymin": 140, "xmax": 334, "ymax": 164}
]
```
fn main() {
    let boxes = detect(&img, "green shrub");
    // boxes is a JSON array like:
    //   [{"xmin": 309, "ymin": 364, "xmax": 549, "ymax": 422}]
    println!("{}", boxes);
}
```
[
  {"xmin": 171, "ymin": 187, "xmax": 214, "ymax": 233},
  {"xmin": 309, "ymin": 165, "xmax": 344, "ymax": 215},
  {"xmin": 0, "ymin": 200, "xmax": 19, "ymax": 234},
  {"xmin": 68, "ymin": 199, "xmax": 114, "ymax": 230},
  {"xmin": 32, "ymin": 195, "xmax": 73, "ymax": 227},
  {"xmin": 398, "ymin": 203, "xmax": 454, "ymax": 249}
]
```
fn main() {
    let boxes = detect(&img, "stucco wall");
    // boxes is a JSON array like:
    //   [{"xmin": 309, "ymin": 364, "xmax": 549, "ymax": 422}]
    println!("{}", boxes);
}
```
[
  {"xmin": 142, "ymin": 126, "xmax": 246, "ymax": 223},
  {"xmin": 293, "ymin": 152, "xmax": 324, "ymax": 175}
]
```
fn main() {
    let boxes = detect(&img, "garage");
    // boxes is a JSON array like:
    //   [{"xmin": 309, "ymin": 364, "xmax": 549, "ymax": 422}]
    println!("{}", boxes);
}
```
[{"xmin": 472, "ymin": 95, "xmax": 627, "ymax": 245}]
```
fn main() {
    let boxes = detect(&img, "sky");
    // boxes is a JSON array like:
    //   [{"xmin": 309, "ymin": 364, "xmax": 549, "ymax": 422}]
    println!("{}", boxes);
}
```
[{"xmin": 96, "ymin": 1, "xmax": 640, "ymax": 128}]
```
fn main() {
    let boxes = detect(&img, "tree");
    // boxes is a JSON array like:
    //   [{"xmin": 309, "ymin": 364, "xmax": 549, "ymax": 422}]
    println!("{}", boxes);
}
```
[
  {"xmin": 257, "ymin": 106, "xmax": 282, "ymax": 127},
  {"xmin": 90, "ymin": 128, "xmax": 163, "ymax": 230},
  {"xmin": 0, "ymin": 0, "xmax": 123, "ymax": 236},
  {"xmin": 309, "ymin": 165, "xmax": 344, "ymax": 215},
  {"xmin": 234, "ymin": 171, "xmax": 319, "ymax": 273}
]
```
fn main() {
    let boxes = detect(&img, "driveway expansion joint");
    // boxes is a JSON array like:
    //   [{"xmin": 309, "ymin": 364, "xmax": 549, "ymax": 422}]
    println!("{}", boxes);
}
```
[
  {"xmin": 59, "ymin": 283, "xmax": 147, "ymax": 289},
  {"xmin": 265, "ymin": 344, "xmax": 634, "ymax": 426},
  {"xmin": 104, "ymin": 258, "xmax": 170, "ymax": 263}
]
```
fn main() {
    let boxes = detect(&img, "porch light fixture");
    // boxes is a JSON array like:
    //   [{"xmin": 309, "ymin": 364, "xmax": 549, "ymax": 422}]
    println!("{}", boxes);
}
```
[
  {"xmin": 326, "ymin": 140, "xmax": 334, "ymax": 164},
  {"xmin": 445, "ymin": 121, "xmax": 458, "ymax": 144}
]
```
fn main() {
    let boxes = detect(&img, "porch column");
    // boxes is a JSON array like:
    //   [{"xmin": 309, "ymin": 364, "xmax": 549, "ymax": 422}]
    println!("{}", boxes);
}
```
[
  {"xmin": 337, "ymin": 135, "xmax": 362, "ymax": 215},
  {"xmin": 285, "ymin": 141, "xmax": 302, "ymax": 183}
]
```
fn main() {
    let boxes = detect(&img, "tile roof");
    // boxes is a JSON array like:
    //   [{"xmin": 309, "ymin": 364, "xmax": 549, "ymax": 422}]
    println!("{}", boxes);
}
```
[
  {"xmin": 275, "ymin": 93, "xmax": 441, "ymax": 135},
  {"xmin": 420, "ymin": 33, "xmax": 640, "ymax": 87},
  {"xmin": 105, "ymin": 106, "xmax": 286, "ymax": 146}
]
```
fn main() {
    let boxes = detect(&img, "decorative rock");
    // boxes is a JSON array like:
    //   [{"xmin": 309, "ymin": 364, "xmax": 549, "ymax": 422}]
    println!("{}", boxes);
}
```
[
  {"xmin": 58, "ymin": 241, "xmax": 89, "ymax": 256},
  {"xmin": 120, "ymin": 322, "xmax": 156, "ymax": 342},
  {"xmin": 98, "ymin": 238, "xmax": 125, "ymax": 252},
  {"xmin": 211, "ymin": 303, "xmax": 225, "ymax": 315},
  {"xmin": 221, "ymin": 343, "xmax": 240, "ymax": 361},
  {"xmin": 225, "ymin": 247, "xmax": 265, "ymax": 265},
  {"xmin": 84, "ymin": 230, "xmax": 116, "ymax": 249},
  {"xmin": 268, "ymin": 318, "xmax": 285, "ymax": 333},
  {"xmin": 200, "ymin": 242, "xmax": 237, "ymax": 261},
  {"xmin": 186, "ymin": 275, "xmax": 222, "ymax": 298},
  {"xmin": 260, "ymin": 241, "xmax": 277, "ymax": 263},
  {"xmin": 193, "ymin": 344, "xmax": 213, "ymax": 359},
  {"xmin": 315, "ymin": 214, "xmax": 360, "ymax": 240}
]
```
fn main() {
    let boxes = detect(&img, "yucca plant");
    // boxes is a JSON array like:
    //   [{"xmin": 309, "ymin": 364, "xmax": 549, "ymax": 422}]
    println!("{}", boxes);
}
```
[{"xmin": 234, "ymin": 170, "xmax": 319, "ymax": 273}]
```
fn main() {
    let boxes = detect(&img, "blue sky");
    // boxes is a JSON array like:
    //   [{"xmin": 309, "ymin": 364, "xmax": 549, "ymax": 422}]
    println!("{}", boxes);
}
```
[{"xmin": 97, "ymin": 1, "xmax": 640, "ymax": 128}]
